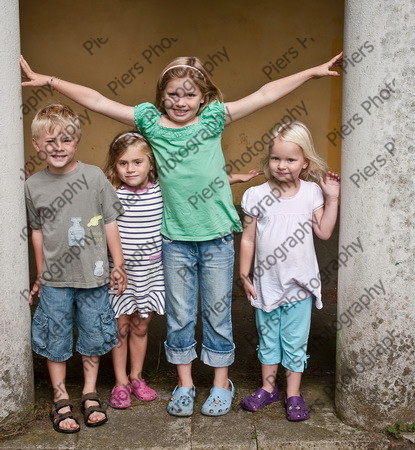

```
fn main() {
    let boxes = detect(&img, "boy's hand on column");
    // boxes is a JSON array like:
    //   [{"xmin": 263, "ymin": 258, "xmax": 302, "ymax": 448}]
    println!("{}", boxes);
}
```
[{"xmin": 28, "ymin": 278, "xmax": 41, "ymax": 305}]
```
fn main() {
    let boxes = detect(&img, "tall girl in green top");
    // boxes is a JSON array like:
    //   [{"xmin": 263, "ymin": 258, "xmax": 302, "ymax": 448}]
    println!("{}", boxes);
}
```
[{"xmin": 21, "ymin": 51, "xmax": 342, "ymax": 417}]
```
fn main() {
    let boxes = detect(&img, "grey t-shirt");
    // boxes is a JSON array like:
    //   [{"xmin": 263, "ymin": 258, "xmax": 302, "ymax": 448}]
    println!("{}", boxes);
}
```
[{"xmin": 25, "ymin": 162, "xmax": 124, "ymax": 288}]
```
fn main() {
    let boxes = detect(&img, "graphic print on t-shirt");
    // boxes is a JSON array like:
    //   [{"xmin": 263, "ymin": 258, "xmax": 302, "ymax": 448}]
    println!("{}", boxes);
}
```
[
  {"xmin": 68, "ymin": 217, "xmax": 85, "ymax": 246},
  {"xmin": 87, "ymin": 215, "xmax": 103, "ymax": 227},
  {"xmin": 94, "ymin": 260, "xmax": 104, "ymax": 276}
]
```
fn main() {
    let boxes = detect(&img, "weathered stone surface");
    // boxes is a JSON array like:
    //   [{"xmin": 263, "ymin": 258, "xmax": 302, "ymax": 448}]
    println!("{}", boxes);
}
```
[
  {"xmin": 337, "ymin": 0, "xmax": 415, "ymax": 430},
  {"xmin": 0, "ymin": 0, "xmax": 34, "ymax": 420}
]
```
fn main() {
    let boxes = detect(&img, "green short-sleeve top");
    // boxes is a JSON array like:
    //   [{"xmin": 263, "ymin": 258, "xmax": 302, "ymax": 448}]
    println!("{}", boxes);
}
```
[{"xmin": 134, "ymin": 101, "xmax": 242, "ymax": 241}]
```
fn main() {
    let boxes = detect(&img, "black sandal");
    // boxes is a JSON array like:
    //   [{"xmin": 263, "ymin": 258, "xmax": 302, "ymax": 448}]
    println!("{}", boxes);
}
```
[
  {"xmin": 50, "ymin": 399, "xmax": 80, "ymax": 434},
  {"xmin": 81, "ymin": 392, "xmax": 108, "ymax": 427}
]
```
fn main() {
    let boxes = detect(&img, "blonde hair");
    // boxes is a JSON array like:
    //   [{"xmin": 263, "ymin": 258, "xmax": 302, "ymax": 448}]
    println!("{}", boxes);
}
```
[
  {"xmin": 155, "ymin": 57, "xmax": 223, "ymax": 114},
  {"xmin": 262, "ymin": 121, "xmax": 327, "ymax": 183},
  {"xmin": 104, "ymin": 132, "xmax": 156, "ymax": 190},
  {"xmin": 31, "ymin": 103, "xmax": 81, "ymax": 141}
]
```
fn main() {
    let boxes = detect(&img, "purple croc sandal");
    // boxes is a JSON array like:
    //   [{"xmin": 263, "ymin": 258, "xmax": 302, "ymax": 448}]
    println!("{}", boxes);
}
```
[
  {"xmin": 241, "ymin": 386, "xmax": 279, "ymax": 412},
  {"xmin": 284, "ymin": 393, "xmax": 310, "ymax": 421}
]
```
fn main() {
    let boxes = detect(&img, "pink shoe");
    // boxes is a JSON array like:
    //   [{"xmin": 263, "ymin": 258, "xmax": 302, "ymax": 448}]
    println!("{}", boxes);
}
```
[
  {"xmin": 128, "ymin": 376, "xmax": 157, "ymax": 402},
  {"xmin": 109, "ymin": 384, "xmax": 132, "ymax": 409}
]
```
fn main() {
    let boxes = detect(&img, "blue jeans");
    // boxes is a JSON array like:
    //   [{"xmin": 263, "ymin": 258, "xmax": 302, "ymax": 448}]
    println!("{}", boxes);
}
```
[
  {"xmin": 162, "ymin": 234, "xmax": 235, "ymax": 367},
  {"xmin": 32, "ymin": 285, "xmax": 117, "ymax": 362}
]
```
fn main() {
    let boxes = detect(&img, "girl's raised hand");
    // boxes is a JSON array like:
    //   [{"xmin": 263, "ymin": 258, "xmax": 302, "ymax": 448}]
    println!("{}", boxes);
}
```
[
  {"xmin": 320, "ymin": 171, "xmax": 341, "ymax": 198},
  {"xmin": 312, "ymin": 52, "xmax": 343, "ymax": 78},
  {"xmin": 20, "ymin": 55, "xmax": 50, "ymax": 87}
]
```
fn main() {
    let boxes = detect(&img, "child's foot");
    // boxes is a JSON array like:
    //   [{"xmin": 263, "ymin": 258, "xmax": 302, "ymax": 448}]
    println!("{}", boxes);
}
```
[
  {"xmin": 284, "ymin": 393, "xmax": 310, "ymax": 421},
  {"xmin": 50, "ymin": 399, "xmax": 80, "ymax": 434},
  {"xmin": 81, "ymin": 393, "xmax": 108, "ymax": 427},
  {"xmin": 241, "ymin": 385, "xmax": 279, "ymax": 412},
  {"xmin": 201, "ymin": 379, "xmax": 235, "ymax": 416},
  {"xmin": 167, "ymin": 385, "xmax": 196, "ymax": 416},
  {"xmin": 109, "ymin": 384, "xmax": 132, "ymax": 409},
  {"xmin": 128, "ymin": 376, "xmax": 157, "ymax": 402}
]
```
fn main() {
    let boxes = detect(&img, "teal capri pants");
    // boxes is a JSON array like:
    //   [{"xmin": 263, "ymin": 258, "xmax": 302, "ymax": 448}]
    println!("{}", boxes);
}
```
[{"xmin": 255, "ymin": 296, "xmax": 312, "ymax": 372}]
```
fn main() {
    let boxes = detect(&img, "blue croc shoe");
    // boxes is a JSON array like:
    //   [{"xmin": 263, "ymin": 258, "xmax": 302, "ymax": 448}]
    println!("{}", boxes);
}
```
[
  {"xmin": 167, "ymin": 385, "xmax": 196, "ymax": 417},
  {"xmin": 201, "ymin": 379, "xmax": 235, "ymax": 416}
]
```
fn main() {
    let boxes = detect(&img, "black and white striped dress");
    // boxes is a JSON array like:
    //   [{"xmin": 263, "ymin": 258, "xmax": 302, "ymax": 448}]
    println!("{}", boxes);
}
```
[{"xmin": 109, "ymin": 182, "xmax": 165, "ymax": 318}]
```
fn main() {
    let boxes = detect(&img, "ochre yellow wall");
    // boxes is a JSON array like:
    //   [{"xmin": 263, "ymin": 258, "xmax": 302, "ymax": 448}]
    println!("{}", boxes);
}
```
[{"xmin": 20, "ymin": 0, "xmax": 343, "ymax": 204}]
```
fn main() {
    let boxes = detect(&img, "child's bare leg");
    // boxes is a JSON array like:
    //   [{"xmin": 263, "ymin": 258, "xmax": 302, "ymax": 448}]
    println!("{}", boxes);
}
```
[
  {"xmin": 177, "ymin": 363, "xmax": 193, "ymax": 388},
  {"xmin": 47, "ymin": 360, "xmax": 79, "ymax": 431},
  {"xmin": 261, "ymin": 364, "xmax": 278, "ymax": 392},
  {"xmin": 111, "ymin": 314, "xmax": 130, "ymax": 386},
  {"xmin": 286, "ymin": 370, "xmax": 302, "ymax": 397},
  {"xmin": 213, "ymin": 366, "xmax": 230, "ymax": 389},
  {"xmin": 82, "ymin": 355, "xmax": 105, "ymax": 423},
  {"xmin": 129, "ymin": 313, "xmax": 152, "ymax": 379}
]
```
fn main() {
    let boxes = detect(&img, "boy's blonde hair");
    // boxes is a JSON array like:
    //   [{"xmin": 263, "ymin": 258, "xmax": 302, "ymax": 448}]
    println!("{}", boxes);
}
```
[
  {"xmin": 31, "ymin": 103, "xmax": 81, "ymax": 141},
  {"xmin": 104, "ymin": 131, "xmax": 156, "ymax": 190},
  {"xmin": 263, "ymin": 121, "xmax": 328, "ymax": 183},
  {"xmin": 155, "ymin": 57, "xmax": 223, "ymax": 114}
]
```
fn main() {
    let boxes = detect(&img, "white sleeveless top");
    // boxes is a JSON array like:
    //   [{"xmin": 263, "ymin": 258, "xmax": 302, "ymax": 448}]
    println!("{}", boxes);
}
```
[{"xmin": 241, "ymin": 180, "xmax": 324, "ymax": 311}]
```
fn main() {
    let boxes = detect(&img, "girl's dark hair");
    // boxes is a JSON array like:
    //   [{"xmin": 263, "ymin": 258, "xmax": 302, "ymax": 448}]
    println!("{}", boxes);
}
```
[{"xmin": 104, "ymin": 131, "xmax": 156, "ymax": 189}]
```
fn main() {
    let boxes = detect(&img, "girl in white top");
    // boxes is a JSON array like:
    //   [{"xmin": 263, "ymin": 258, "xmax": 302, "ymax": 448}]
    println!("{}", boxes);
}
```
[{"xmin": 240, "ymin": 121, "xmax": 340, "ymax": 421}]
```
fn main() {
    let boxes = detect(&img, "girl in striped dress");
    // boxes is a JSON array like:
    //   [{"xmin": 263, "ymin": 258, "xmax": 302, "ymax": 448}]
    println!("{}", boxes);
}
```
[{"xmin": 104, "ymin": 132, "xmax": 165, "ymax": 409}]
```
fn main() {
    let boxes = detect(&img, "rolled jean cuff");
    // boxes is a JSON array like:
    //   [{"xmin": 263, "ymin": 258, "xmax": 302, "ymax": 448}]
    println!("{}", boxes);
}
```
[
  {"xmin": 200, "ymin": 344, "xmax": 235, "ymax": 367},
  {"xmin": 164, "ymin": 341, "xmax": 197, "ymax": 365}
]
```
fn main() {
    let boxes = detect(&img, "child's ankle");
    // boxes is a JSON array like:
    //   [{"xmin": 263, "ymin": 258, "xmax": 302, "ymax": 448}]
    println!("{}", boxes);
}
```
[
  {"xmin": 115, "ymin": 378, "xmax": 129, "ymax": 387},
  {"xmin": 53, "ymin": 391, "xmax": 70, "ymax": 403},
  {"xmin": 129, "ymin": 372, "xmax": 143, "ymax": 381},
  {"xmin": 261, "ymin": 384, "xmax": 275, "ymax": 393}
]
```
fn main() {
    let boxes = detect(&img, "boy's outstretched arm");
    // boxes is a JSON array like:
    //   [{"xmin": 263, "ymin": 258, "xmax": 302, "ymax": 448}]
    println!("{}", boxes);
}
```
[
  {"xmin": 105, "ymin": 221, "xmax": 127, "ymax": 295},
  {"xmin": 312, "ymin": 172, "xmax": 340, "ymax": 240},
  {"xmin": 224, "ymin": 52, "xmax": 342, "ymax": 125},
  {"xmin": 20, "ymin": 56, "xmax": 135, "ymax": 126}
]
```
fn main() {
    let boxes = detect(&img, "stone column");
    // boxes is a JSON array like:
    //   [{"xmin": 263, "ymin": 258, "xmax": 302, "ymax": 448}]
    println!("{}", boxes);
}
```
[
  {"xmin": 0, "ymin": 0, "xmax": 34, "ymax": 417},
  {"xmin": 336, "ymin": 0, "xmax": 414, "ymax": 429}
]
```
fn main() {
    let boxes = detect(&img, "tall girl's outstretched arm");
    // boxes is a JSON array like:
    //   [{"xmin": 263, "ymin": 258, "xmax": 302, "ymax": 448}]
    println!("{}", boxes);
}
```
[
  {"xmin": 224, "ymin": 52, "xmax": 342, "ymax": 125},
  {"xmin": 20, "ymin": 56, "xmax": 135, "ymax": 126}
]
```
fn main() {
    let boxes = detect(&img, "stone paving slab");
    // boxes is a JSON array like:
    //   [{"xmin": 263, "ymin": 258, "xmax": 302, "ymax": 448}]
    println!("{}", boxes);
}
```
[
  {"xmin": 0, "ymin": 299, "xmax": 396, "ymax": 449},
  {"xmin": 190, "ymin": 410, "xmax": 257, "ymax": 450},
  {"xmin": 256, "ymin": 412, "xmax": 390, "ymax": 449},
  {"xmin": 0, "ymin": 386, "xmax": 391, "ymax": 450}
]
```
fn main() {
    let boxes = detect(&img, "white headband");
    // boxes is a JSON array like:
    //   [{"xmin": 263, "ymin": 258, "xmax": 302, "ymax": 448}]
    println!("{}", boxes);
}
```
[
  {"xmin": 161, "ymin": 64, "xmax": 205, "ymax": 79},
  {"xmin": 113, "ymin": 132, "xmax": 144, "ymax": 145}
]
